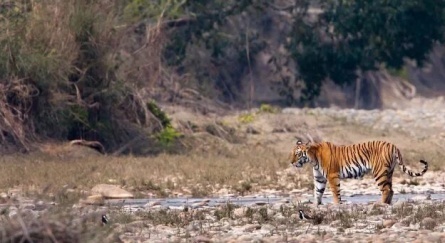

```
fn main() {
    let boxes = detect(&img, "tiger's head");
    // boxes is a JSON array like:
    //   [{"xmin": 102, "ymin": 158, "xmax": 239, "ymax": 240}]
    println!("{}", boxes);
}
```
[{"xmin": 290, "ymin": 140, "xmax": 311, "ymax": 168}]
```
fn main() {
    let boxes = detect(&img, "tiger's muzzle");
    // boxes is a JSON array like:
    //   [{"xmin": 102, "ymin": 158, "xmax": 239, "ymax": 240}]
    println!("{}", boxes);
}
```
[{"xmin": 292, "ymin": 156, "xmax": 309, "ymax": 168}]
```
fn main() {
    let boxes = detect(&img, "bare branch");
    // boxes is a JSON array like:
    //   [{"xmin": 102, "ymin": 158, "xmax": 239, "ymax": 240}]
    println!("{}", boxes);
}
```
[{"xmin": 70, "ymin": 139, "xmax": 106, "ymax": 154}]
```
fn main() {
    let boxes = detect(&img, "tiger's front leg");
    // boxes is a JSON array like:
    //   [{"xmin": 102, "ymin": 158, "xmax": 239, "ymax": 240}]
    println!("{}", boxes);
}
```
[{"xmin": 313, "ymin": 168, "xmax": 327, "ymax": 205}]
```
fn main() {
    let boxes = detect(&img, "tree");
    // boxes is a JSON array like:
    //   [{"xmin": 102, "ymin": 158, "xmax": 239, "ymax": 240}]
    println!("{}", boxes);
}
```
[
  {"xmin": 287, "ymin": 0, "xmax": 445, "ymax": 103},
  {"xmin": 125, "ymin": 0, "xmax": 269, "ymax": 102}
]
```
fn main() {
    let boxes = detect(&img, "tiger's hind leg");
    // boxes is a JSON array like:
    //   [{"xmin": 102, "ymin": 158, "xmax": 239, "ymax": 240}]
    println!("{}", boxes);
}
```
[
  {"xmin": 386, "ymin": 189, "xmax": 394, "ymax": 204},
  {"xmin": 386, "ymin": 170, "xmax": 395, "ymax": 204},
  {"xmin": 376, "ymin": 170, "xmax": 394, "ymax": 204},
  {"xmin": 381, "ymin": 187, "xmax": 394, "ymax": 204}
]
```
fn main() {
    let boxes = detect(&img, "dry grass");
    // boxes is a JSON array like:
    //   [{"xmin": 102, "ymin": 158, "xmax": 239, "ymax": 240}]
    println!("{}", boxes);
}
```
[
  {"xmin": 393, "ymin": 202, "xmax": 445, "ymax": 227},
  {"xmin": 0, "ymin": 211, "xmax": 116, "ymax": 243},
  {"xmin": 0, "ymin": 107, "xmax": 442, "ymax": 206},
  {"xmin": 0, "ymin": 143, "xmax": 291, "ymax": 202}
]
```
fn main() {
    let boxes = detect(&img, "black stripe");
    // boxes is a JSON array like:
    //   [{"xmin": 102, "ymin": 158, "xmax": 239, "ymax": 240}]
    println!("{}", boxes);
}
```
[
  {"xmin": 379, "ymin": 181, "xmax": 391, "ymax": 189},
  {"xmin": 375, "ymin": 172, "xmax": 387, "ymax": 182},
  {"xmin": 316, "ymin": 187, "xmax": 325, "ymax": 193},
  {"xmin": 351, "ymin": 167, "xmax": 358, "ymax": 178},
  {"xmin": 377, "ymin": 180, "xmax": 386, "ymax": 187}
]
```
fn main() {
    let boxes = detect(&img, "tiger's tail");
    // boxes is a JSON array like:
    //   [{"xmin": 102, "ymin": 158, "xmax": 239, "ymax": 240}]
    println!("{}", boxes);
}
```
[{"xmin": 396, "ymin": 149, "xmax": 428, "ymax": 177}]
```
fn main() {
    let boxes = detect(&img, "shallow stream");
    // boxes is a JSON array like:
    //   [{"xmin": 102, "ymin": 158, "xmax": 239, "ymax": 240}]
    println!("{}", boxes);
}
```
[{"xmin": 105, "ymin": 192, "xmax": 445, "ymax": 209}]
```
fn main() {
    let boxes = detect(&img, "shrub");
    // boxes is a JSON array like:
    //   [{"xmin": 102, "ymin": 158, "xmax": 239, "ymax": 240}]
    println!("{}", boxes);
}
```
[{"xmin": 0, "ymin": 0, "xmax": 167, "ymax": 153}]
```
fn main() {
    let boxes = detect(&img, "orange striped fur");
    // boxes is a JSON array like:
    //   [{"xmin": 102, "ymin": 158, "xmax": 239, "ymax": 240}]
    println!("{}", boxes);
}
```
[{"xmin": 290, "ymin": 140, "xmax": 428, "ymax": 205}]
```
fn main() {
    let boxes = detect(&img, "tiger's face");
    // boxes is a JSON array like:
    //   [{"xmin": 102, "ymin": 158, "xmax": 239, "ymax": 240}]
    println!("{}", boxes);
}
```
[{"xmin": 291, "ymin": 140, "xmax": 310, "ymax": 168}]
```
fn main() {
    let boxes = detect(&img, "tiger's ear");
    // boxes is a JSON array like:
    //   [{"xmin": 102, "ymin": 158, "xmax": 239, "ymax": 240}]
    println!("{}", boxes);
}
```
[{"xmin": 296, "ymin": 140, "xmax": 303, "ymax": 145}]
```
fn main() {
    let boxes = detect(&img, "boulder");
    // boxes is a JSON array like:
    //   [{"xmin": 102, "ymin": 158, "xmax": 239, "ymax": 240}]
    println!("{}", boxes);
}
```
[
  {"xmin": 80, "ymin": 194, "xmax": 105, "ymax": 205},
  {"xmin": 91, "ymin": 184, "xmax": 134, "ymax": 199}
]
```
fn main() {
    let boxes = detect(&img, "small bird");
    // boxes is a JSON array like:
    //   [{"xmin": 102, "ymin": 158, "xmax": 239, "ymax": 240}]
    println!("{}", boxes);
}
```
[
  {"xmin": 101, "ymin": 214, "xmax": 109, "ymax": 225},
  {"xmin": 298, "ymin": 209, "xmax": 324, "ymax": 233},
  {"xmin": 299, "ymin": 210, "xmax": 313, "ymax": 220}
]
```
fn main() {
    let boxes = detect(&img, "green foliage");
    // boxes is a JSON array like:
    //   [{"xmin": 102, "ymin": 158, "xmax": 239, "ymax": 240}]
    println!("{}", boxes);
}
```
[
  {"xmin": 287, "ymin": 0, "xmax": 445, "ymax": 103},
  {"xmin": 387, "ymin": 67, "xmax": 410, "ymax": 80},
  {"xmin": 147, "ymin": 101, "xmax": 181, "ymax": 146},
  {"xmin": 147, "ymin": 101, "xmax": 172, "ymax": 128},
  {"xmin": 156, "ymin": 126, "xmax": 181, "ymax": 146},
  {"xmin": 259, "ymin": 103, "xmax": 277, "ymax": 113},
  {"xmin": 238, "ymin": 113, "xmax": 255, "ymax": 124}
]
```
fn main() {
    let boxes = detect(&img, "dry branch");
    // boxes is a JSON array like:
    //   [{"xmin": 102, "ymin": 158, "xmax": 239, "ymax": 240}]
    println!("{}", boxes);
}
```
[{"xmin": 69, "ymin": 139, "xmax": 106, "ymax": 154}]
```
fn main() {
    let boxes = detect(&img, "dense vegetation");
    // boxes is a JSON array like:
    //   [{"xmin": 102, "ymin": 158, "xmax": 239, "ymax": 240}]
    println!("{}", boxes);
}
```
[{"xmin": 1, "ymin": 0, "xmax": 444, "ymax": 152}]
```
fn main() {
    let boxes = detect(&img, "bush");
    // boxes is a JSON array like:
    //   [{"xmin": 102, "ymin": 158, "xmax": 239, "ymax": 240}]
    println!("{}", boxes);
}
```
[{"xmin": 0, "ymin": 0, "xmax": 167, "ymax": 153}]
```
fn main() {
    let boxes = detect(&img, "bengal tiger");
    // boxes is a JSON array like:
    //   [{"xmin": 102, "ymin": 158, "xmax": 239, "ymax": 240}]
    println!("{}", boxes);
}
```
[{"xmin": 290, "ymin": 140, "xmax": 428, "ymax": 205}]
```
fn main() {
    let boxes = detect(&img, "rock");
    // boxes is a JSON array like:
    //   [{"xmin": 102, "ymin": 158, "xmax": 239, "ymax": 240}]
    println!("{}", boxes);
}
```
[
  {"xmin": 8, "ymin": 206, "xmax": 18, "ymax": 218},
  {"xmin": 261, "ymin": 224, "xmax": 276, "ymax": 232},
  {"xmin": 330, "ymin": 220, "xmax": 341, "ymax": 227},
  {"xmin": 274, "ymin": 213, "xmax": 285, "ymax": 220},
  {"xmin": 20, "ymin": 203, "xmax": 36, "ymax": 210},
  {"xmin": 193, "ymin": 236, "xmax": 213, "ymax": 243},
  {"xmin": 246, "ymin": 126, "xmax": 260, "ymax": 134},
  {"xmin": 144, "ymin": 201, "xmax": 161, "ymax": 208},
  {"xmin": 393, "ymin": 200, "xmax": 406, "ymax": 208},
  {"xmin": 233, "ymin": 207, "xmax": 246, "ymax": 218},
  {"xmin": 191, "ymin": 200, "xmax": 209, "ymax": 208},
  {"xmin": 254, "ymin": 201, "xmax": 267, "ymax": 206},
  {"xmin": 205, "ymin": 214, "xmax": 216, "ymax": 221},
  {"xmin": 425, "ymin": 232, "xmax": 442, "ymax": 242},
  {"xmin": 187, "ymin": 222, "xmax": 201, "ymax": 231},
  {"xmin": 371, "ymin": 238, "xmax": 386, "ymax": 243},
  {"xmin": 272, "ymin": 203, "xmax": 284, "ymax": 211},
  {"xmin": 34, "ymin": 200, "xmax": 47, "ymax": 211},
  {"xmin": 91, "ymin": 184, "xmax": 134, "ymax": 199},
  {"xmin": 421, "ymin": 217, "xmax": 436, "ymax": 229},
  {"xmin": 272, "ymin": 128, "xmax": 286, "ymax": 133},
  {"xmin": 0, "ymin": 192, "xmax": 8, "ymax": 199},
  {"xmin": 391, "ymin": 222, "xmax": 404, "ymax": 229},
  {"xmin": 242, "ymin": 224, "xmax": 261, "ymax": 232},
  {"xmin": 236, "ymin": 235, "xmax": 253, "ymax": 242},
  {"xmin": 383, "ymin": 219, "xmax": 397, "ymax": 228},
  {"xmin": 80, "ymin": 194, "xmax": 105, "ymax": 205}
]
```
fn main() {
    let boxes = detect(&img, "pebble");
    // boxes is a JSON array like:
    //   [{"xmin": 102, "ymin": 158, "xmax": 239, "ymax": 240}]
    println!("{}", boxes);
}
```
[
  {"xmin": 421, "ymin": 217, "xmax": 437, "ymax": 229},
  {"xmin": 383, "ymin": 219, "xmax": 397, "ymax": 228},
  {"xmin": 233, "ymin": 207, "xmax": 246, "ymax": 218},
  {"xmin": 193, "ymin": 236, "xmax": 213, "ymax": 243},
  {"xmin": 242, "ymin": 224, "xmax": 261, "ymax": 232}
]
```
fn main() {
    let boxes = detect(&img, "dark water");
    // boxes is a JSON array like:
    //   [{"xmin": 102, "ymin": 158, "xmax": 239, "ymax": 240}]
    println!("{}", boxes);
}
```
[{"xmin": 105, "ymin": 192, "xmax": 445, "ymax": 208}]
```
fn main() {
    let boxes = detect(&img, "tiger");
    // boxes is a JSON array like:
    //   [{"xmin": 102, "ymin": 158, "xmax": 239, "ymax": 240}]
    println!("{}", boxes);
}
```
[{"xmin": 290, "ymin": 140, "xmax": 428, "ymax": 205}]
